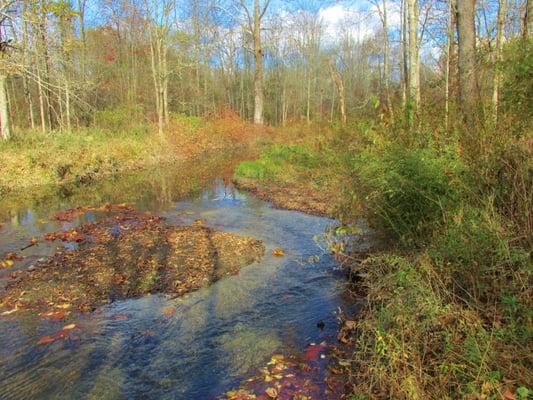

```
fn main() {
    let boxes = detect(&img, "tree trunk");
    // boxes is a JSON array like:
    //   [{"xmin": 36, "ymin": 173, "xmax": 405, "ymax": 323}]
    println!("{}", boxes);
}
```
[
  {"xmin": 400, "ymin": 0, "xmax": 408, "ymax": 110},
  {"xmin": 521, "ymin": 0, "xmax": 532, "ymax": 39},
  {"xmin": 457, "ymin": 0, "xmax": 480, "ymax": 126},
  {"xmin": 382, "ymin": 0, "xmax": 394, "ymax": 122},
  {"xmin": 407, "ymin": 0, "xmax": 420, "ymax": 112},
  {"xmin": 445, "ymin": 0, "xmax": 456, "ymax": 130},
  {"xmin": 0, "ymin": 75, "xmax": 11, "ymax": 140},
  {"xmin": 328, "ymin": 61, "xmax": 346, "ymax": 125},
  {"xmin": 39, "ymin": 0, "xmax": 53, "ymax": 130},
  {"xmin": 492, "ymin": 0, "xmax": 505, "ymax": 124},
  {"xmin": 21, "ymin": 1, "xmax": 35, "ymax": 130},
  {"xmin": 253, "ymin": 0, "xmax": 264, "ymax": 125}
]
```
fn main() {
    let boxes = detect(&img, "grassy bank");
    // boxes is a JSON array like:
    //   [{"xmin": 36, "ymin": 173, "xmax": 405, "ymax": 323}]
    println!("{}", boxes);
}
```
[
  {"xmin": 232, "ymin": 119, "xmax": 532, "ymax": 398},
  {"xmin": 232, "ymin": 124, "xmax": 347, "ymax": 216},
  {"xmin": 0, "ymin": 112, "xmax": 261, "ymax": 197}
]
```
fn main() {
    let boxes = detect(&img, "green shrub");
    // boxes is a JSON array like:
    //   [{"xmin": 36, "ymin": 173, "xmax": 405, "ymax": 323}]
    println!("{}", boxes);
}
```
[
  {"xmin": 501, "ymin": 37, "xmax": 533, "ymax": 131},
  {"xmin": 94, "ymin": 105, "xmax": 144, "ymax": 131},
  {"xmin": 355, "ymin": 144, "xmax": 468, "ymax": 244},
  {"xmin": 263, "ymin": 144, "xmax": 320, "ymax": 169},
  {"xmin": 234, "ymin": 144, "xmax": 322, "ymax": 181},
  {"xmin": 234, "ymin": 160, "xmax": 273, "ymax": 180},
  {"xmin": 170, "ymin": 113, "xmax": 205, "ymax": 134}
]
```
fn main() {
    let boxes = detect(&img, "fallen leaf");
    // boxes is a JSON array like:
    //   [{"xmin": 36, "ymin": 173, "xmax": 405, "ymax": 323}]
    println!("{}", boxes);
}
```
[
  {"xmin": 162, "ymin": 306, "xmax": 175, "ymax": 317},
  {"xmin": 56, "ymin": 303, "xmax": 71, "ymax": 309},
  {"xmin": 40, "ymin": 309, "xmax": 69, "ymax": 321},
  {"xmin": 265, "ymin": 387, "xmax": 278, "ymax": 398},
  {"xmin": 37, "ymin": 335, "xmax": 55, "ymax": 345},
  {"xmin": 62, "ymin": 323, "xmax": 76, "ymax": 330},
  {"xmin": 503, "ymin": 388, "xmax": 516, "ymax": 400},
  {"xmin": 344, "ymin": 320, "xmax": 356, "ymax": 330},
  {"xmin": 1, "ymin": 308, "xmax": 17, "ymax": 316},
  {"xmin": 272, "ymin": 248, "xmax": 285, "ymax": 257}
]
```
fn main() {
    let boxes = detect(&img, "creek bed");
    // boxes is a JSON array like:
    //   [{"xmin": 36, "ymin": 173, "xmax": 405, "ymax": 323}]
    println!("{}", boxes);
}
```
[{"xmin": 0, "ymin": 157, "xmax": 368, "ymax": 399}]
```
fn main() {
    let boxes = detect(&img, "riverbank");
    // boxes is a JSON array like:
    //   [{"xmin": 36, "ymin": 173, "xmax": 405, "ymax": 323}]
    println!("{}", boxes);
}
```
[
  {"xmin": 232, "ymin": 137, "xmax": 346, "ymax": 218},
  {"xmin": 0, "ymin": 113, "xmax": 263, "ymax": 198},
  {"xmin": 232, "ymin": 123, "xmax": 532, "ymax": 399}
]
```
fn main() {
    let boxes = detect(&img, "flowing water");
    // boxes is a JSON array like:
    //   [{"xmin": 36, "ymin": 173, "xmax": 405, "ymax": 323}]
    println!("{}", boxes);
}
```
[{"xmin": 0, "ymin": 157, "xmax": 369, "ymax": 399}]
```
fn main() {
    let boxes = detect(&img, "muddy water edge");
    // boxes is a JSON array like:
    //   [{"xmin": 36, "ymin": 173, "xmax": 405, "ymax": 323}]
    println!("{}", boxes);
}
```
[{"xmin": 0, "ymin": 154, "xmax": 368, "ymax": 399}]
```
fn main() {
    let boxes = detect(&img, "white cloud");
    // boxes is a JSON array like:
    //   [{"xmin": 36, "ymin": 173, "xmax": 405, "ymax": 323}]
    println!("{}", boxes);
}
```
[{"xmin": 318, "ymin": 4, "xmax": 375, "ymax": 43}]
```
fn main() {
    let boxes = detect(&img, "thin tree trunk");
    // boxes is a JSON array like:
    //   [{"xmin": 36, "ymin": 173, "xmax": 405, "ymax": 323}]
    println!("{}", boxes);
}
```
[
  {"xmin": 0, "ymin": 75, "xmax": 11, "ymax": 140},
  {"xmin": 39, "ymin": 0, "xmax": 53, "ymax": 130},
  {"xmin": 457, "ymin": 0, "xmax": 480, "ymax": 127},
  {"xmin": 400, "ymin": 0, "xmax": 408, "ymax": 110},
  {"xmin": 37, "ymin": 68, "xmax": 47, "ymax": 132},
  {"xmin": 306, "ymin": 68, "xmax": 311, "ymax": 123},
  {"xmin": 382, "ymin": 0, "xmax": 394, "ymax": 122},
  {"xmin": 492, "ymin": 0, "xmax": 506, "ymax": 124},
  {"xmin": 253, "ymin": 0, "xmax": 264, "ymax": 124},
  {"xmin": 521, "ymin": 0, "xmax": 532, "ymax": 38},
  {"xmin": 328, "ymin": 60, "xmax": 346, "ymax": 125},
  {"xmin": 445, "ymin": 0, "xmax": 455, "ymax": 131},
  {"xmin": 162, "ymin": 46, "xmax": 169, "ymax": 125},
  {"xmin": 77, "ymin": 0, "xmax": 87, "ymax": 77},
  {"xmin": 407, "ymin": 0, "xmax": 420, "ymax": 113}
]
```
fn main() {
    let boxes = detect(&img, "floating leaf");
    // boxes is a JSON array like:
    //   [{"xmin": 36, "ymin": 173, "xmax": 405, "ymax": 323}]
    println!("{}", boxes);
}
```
[
  {"xmin": 37, "ymin": 335, "xmax": 55, "ymax": 345},
  {"xmin": 0, "ymin": 260, "xmax": 14, "ymax": 268},
  {"xmin": 162, "ymin": 306, "xmax": 175, "ymax": 317},
  {"xmin": 272, "ymin": 248, "xmax": 285, "ymax": 257},
  {"xmin": 40, "ymin": 309, "xmax": 69, "ymax": 321}
]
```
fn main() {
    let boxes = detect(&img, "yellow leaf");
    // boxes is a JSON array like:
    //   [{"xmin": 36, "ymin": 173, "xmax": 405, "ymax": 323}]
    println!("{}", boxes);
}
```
[
  {"xmin": 1, "ymin": 308, "xmax": 17, "ymax": 315},
  {"xmin": 272, "ymin": 248, "xmax": 285, "ymax": 257},
  {"xmin": 265, "ymin": 387, "xmax": 278, "ymax": 398},
  {"xmin": 56, "ymin": 303, "xmax": 71, "ymax": 309},
  {"xmin": 62, "ymin": 323, "xmax": 76, "ymax": 330}
]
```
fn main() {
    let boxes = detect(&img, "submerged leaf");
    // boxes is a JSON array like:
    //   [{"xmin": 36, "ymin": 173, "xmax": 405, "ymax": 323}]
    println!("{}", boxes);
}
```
[{"xmin": 272, "ymin": 248, "xmax": 285, "ymax": 257}]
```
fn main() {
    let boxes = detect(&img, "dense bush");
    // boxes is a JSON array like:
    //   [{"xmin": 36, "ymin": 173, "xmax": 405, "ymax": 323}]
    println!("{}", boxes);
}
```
[
  {"xmin": 354, "ymin": 144, "xmax": 468, "ymax": 244},
  {"xmin": 500, "ymin": 37, "xmax": 533, "ymax": 132}
]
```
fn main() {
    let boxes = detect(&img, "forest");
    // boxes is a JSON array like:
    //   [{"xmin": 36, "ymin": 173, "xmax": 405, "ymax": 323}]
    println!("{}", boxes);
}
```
[{"xmin": 0, "ymin": 0, "xmax": 531, "ymax": 399}]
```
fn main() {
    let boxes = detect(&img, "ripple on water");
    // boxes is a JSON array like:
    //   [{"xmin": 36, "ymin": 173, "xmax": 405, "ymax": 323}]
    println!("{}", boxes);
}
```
[{"xmin": 0, "ymin": 164, "xmax": 370, "ymax": 399}]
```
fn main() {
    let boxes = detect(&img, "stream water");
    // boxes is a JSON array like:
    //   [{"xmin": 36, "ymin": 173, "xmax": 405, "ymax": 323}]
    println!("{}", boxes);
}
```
[{"xmin": 0, "ymin": 157, "xmax": 368, "ymax": 399}]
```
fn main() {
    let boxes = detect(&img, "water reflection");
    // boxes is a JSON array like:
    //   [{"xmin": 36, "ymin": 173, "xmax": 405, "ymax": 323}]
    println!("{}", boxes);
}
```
[{"xmin": 0, "ymin": 158, "xmax": 363, "ymax": 399}]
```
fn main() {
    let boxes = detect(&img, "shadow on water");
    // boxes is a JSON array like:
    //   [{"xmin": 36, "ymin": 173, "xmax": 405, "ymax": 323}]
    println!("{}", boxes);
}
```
[{"xmin": 0, "ymin": 155, "xmax": 368, "ymax": 399}]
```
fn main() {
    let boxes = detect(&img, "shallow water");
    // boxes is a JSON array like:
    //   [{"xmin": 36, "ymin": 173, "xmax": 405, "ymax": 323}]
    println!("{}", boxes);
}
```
[{"xmin": 0, "ymin": 158, "xmax": 365, "ymax": 399}]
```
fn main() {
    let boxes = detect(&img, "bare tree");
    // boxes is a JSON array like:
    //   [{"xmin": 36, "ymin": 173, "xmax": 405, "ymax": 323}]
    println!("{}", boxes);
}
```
[
  {"xmin": 373, "ymin": 0, "xmax": 394, "ymax": 122},
  {"xmin": 445, "ymin": 0, "xmax": 456, "ymax": 131},
  {"xmin": 144, "ymin": 0, "xmax": 174, "ymax": 136},
  {"xmin": 0, "ymin": 0, "xmax": 17, "ymax": 140},
  {"xmin": 457, "ymin": 0, "xmax": 480, "ymax": 126},
  {"xmin": 407, "ymin": 0, "xmax": 420, "ymax": 116},
  {"xmin": 492, "ymin": 0, "xmax": 506, "ymax": 124},
  {"xmin": 327, "ymin": 57, "xmax": 346, "ymax": 125},
  {"xmin": 237, "ymin": 0, "xmax": 271, "ymax": 124}
]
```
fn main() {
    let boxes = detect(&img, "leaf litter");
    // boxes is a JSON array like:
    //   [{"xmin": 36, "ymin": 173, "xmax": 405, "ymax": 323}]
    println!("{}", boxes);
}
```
[{"xmin": 0, "ymin": 205, "xmax": 264, "ymax": 317}]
